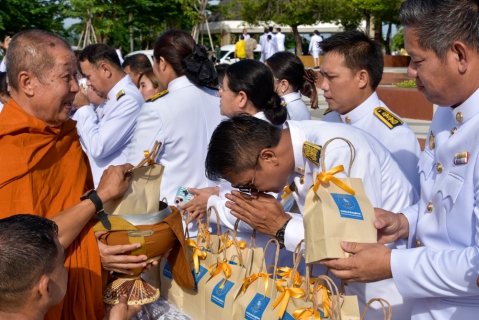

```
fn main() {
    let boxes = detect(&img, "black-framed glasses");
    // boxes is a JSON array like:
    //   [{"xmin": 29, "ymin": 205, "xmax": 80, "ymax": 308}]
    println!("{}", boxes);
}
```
[{"xmin": 232, "ymin": 154, "xmax": 260, "ymax": 194}]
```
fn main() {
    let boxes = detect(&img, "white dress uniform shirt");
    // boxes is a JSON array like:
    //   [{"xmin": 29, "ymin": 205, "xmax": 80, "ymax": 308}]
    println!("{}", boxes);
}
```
[
  {"xmin": 284, "ymin": 120, "xmax": 418, "ymax": 319},
  {"xmin": 276, "ymin": 32, "xmax": 285, "ymax": 51},
  {"xmin": 259, "ymin": 33, "xmax": 268, "ymax": 63},
  {"xmin": 283, "ymin": 92, "xmax": 311, "ymax": 121},
  {"xmin": 309, "ymin": 35, "xmax": 322, "ymax": 58},
  {"xmin": 322, "ymin": 92, "xmax": 421, "ymax": 192},
  {"xmin": 390, "ymin": 88, "xmax": 479, "ymax": 320},
  {"xmin": 267, "ymin": 32, "xmax": 279, "ymax": 58},
  {"xmin": 0, "ymin": 58, "xmax": 6, "ymax": 72},
  {"xmin": 127, "ymin": 76, "xmax": 224, "ymax": 235},
  {"xmin": 116, "ymin": 49, "xmax": 124, "ymax": 65},
  {"xmin": 73, "ymin": 75, "xmax": 143, "ymax": 187}
]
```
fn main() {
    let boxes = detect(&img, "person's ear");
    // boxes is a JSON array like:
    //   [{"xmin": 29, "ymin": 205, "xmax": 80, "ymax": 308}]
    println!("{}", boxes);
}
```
[
  {"xmin": 17, "ymin": 71, "xmax": 35, "ymax": 96},
  {"xmin": 280, "ymin": 79, "xmax": 290, "ymax": 93},
  {"xmin": 99, "ymin": 62, "xmax": 112, "ymax": 79},
  {"xmin": 237, "ymin": 91, "xmax": 248, "ymax": 108},
  {"xmin": 260, "ymin": 149, "xmax": 279, "ymax": 166},
  {"xmin": 37, "ymin": 274, "xmax": 50, "ymax": 301},
  {"xmin": 357, "ymin": 69, "xmax": 369, "ymax": 90},
  {"xmin": 157, "ymin": 56, "xmax": 168, "ymax": 72},
  {"xmin": 450, "ymin": 41, "xmax": 469, "ymax": 74}
]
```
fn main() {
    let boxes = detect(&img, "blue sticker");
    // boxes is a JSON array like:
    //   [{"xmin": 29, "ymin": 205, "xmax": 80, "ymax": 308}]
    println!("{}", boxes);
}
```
[
  {"xmin": 191, "ymin": 265, "xmax": 208, "ymax": 291},
  {"xmin": 245, "ymin": 293, "xmax": 271, "ymax": 320},
  {"xmin": 211, "ymin": 279, "xmax": 234, "ymax": 308},
  {"xmin": 331, "ymin": 193, "xmax": 364, "ymax": 220},
  {"xmin": 282, "ymin": 312, "xmax": 295, "ymax": 320},
  {"xmin": 228, "ymin": 260, "xmax": 238, "ymax": 266},
  {"xmin": 163, "ymin": 262, "xmax": 172, "ymax": 279}
]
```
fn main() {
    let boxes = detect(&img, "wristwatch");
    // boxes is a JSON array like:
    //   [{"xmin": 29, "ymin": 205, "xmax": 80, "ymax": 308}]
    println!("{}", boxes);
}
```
[
  {"xmin": 81, "ymin": 189, "xmax": 111, "ymax": 230},
  {"xmin": 275, "ymin": 218, "xmax": 292, "ymax": 248}
]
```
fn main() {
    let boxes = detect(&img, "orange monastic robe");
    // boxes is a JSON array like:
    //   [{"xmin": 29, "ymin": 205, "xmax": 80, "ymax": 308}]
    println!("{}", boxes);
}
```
[{"xmin": 0, "ymin": 100, "xmax": 105, "ymax": 319}]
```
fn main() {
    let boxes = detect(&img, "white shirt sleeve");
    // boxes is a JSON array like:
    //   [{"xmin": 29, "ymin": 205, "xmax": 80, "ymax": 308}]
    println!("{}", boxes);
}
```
[{"xmin": 73, "ymin": 96, "xmax": 140, "ymax": 159}]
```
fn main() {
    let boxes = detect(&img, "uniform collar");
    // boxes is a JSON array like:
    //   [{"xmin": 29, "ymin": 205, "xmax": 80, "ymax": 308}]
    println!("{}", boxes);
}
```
[
  {"xmin": 448, "ymin": 88, "xmax": 479, "ymax": 126},
  {"xmin": 253, "ymin": 111, "xmax": 268, "ymax": 122},
  {"xmin": 168, "ymin": 75, "xmax": 193, "ymax": 92},
  {"xmin": 338, "ymin": 91, "xmax": 380, "ymax": 125},
  {"xmin": 106, "ymin": 75, "xmax": 131, "ymax": 102},
  {"xmin": 285, "ymin": 121, "xmax": 308, "ymax": 175},
  {"xmin": 282, "ymin": 92, "xmax": 301, "ymax": 105}
]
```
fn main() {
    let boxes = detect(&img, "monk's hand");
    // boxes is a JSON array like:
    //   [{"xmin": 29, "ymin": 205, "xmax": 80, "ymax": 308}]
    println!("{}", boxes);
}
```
[
  {"xmin": 103, "ymin": 295, "xmax": 141, "ymax": 320},
  {"xmin": 225, "ymin": 190, "xmax": 290, "ymax": 237},
  {"xmin": 374, "ymin": 208, "xmax": 409, "ymax": 244},
  {"xmin": 320, "ymin": 242, "xmax": 393, "ymax": 283},
  {"xmin": 73, "ymin": 89, "xmax": 90, "ymax": 109},
  {"xmin": 95, "ymin": 231, "xmax": 150, "ymax": 275},
  {"xmin": 97, "ymin": 164, "xmax": 134, "ymax": 203},
  {"xmin": 181, "ymin": 187, "xmax": 219, "ymax": 222}
]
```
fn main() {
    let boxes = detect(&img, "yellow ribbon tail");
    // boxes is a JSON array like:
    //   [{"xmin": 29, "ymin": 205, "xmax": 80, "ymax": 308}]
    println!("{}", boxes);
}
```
[
  {"xmin": 313, "ymin": 165, "xmax": 356, "ymax": 195},
  {"xmin": 281, "ymin": 186, "xmax": 292, "ymax": 199},
  {"xmin": 272, "ymin": 280, "xmax": 306, "ymax": 319},
  {"xmin": 186, "ymin": 239, "xmax": 207, "ymax": 274},
  {"xmin": 293, "ymin": 308, "xmax": 322, "ymax": 320}
]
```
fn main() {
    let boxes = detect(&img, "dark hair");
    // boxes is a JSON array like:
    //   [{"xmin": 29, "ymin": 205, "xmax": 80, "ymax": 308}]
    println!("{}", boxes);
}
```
[
  {"xmin": 240, "ymin": 35, "xmax": 244, "ymax": 40},
  {"xmin": 264, "ymin": 28, "xmax": 268, "ymax": 33},
  {"xmin": 314, "ymin": 30, "xmax": 320, "ymax": 35},
  {"xmin": 215, "ymin": 64, "xmax": 229, "ymax": 87},
  {"xmin": 122, "ymin": 54, "xmax": 152, "ymax": 75},
  {"xmin": 320, "ymin": 30, "xmax": 383, "ymax": 90},
  {"xmin": 6, "ymin": 30, "xmax": 71, "ymax": 91},
  {"xmin": 78, "ymin": 43, "xmax": 122, "ymax": 71},
  {"xmin": 0, "ymin": 72, "xmax": 8, "ymax": 95},
  {"xmin": 0, "ymin": 214, "xmax": 59, "ymax": 310},
  {"xmin": 226, "ymin": 60, "xmax": 287, "ymax": 125},
  {"xmin": 267, "ymin": 35, "xmax": 272, "ymax": 40},
  {"xmin": 400, "ymin": 0, "xmax": 479, "ymax": 61},
  {"xmin": 266, "ymin": 51, "xmax": 306, "ymax": 91},
  {"xmin": 268, "ymin": 26, "xmax": 274, "ymax": 32},
  {"xmin": 115, "ymin": 43, "xmax": 121, "ymax": 50},
  {"xmin": 205, "ymin": 114, "xmax": 282, "ymax": 181},
  {"xmin": 154, "ymin": 29, "xmax": 217, "ymax": 86},
  {"xmin": 276, "ymin": 27, "xmax": 281, "ymax": 32},
  {"xmin": 138, "ymin": 68, "xmax": 159, "ymax": 89}
]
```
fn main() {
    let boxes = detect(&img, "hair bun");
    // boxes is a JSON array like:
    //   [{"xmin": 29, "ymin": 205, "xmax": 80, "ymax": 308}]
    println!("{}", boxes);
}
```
[
  {"xmin": 182, "ymin": 44, "xmax": 218, "ymax": 86},
  {"xmin": 264, "ymin": 92, "xmax": 287, "ymax": 125}
]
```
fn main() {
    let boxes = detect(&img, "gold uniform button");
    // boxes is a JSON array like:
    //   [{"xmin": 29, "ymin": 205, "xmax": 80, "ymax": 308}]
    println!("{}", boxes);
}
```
[
  {"xmin": 415, "ymin": 239, "xmax": 422, "ymax": 247},
  {"xmin": 297, "ymin": 167, "xmax": 305, "ymax": 173},
  {"xmin": 451, "ymin": 127, "xmax": 457, "ymax": 135},
  {"xmin": 436, "ymin": 163, "xmax": 443, "ymax": 173},
  {"xmin": 427, "ymin": 202, "xmax": 434, "ymax": 212},
  {"xmin": 456, "ymin": 112, "xmax": 464, "ymax": 123},
  {"xmin": 345, "ymin": 116, "xmax": 351, "ymax": 124},
  {"xmin": 300, "ymin": 176, "xmax": 305, "ymax": 184}
]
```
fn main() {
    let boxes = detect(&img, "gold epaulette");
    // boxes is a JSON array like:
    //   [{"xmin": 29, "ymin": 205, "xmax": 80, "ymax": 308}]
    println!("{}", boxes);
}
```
[
  {"xmin": 302, "ymin": 141, "xmax": 322, "ymax": 166},
  {"xmin": 373, "ymin": 107, "xmax": 403, "ymax": 129},
  {"xmin": 116, "ymin": 89, "xmax": 125, "ymax": 101},
  {"xmin": 323, "ymin": 108, "xmax": 332, "ymax": 116},
  {"xmin": 147, "ymin": 89, "xmax": 169, "ymax": 102}
]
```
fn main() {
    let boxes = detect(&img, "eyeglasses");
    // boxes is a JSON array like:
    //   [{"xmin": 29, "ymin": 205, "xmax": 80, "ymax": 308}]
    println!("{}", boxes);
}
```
[{"xmin": 232, "ymin": 154, "xmax": 260, "ymax": 194}]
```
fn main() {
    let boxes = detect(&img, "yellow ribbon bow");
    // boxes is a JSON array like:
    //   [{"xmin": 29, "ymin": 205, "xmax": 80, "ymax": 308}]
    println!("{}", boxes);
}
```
[
  {"xmin": 308, "ymin": 280, "xmax": 330, "ymax": 317},
  {"xmin": 241, "ymin": 272, "xmax": 271, "ymax": 296},
  {"xmin": 277, "ymin": 267, "xmax": 302, "ymax": 287},
  {"xmin": 313, "ymin": 165, "xmax": 356, "ymax": 195},
  {"xmin": 272, "ymin": 279, "xmax": 306, "ymax": 319},
  {"xmin": 218, "ymin": 234, "xmax": 247, "ymax": 253},
  {"xmin": 208, "ymin": 259, "xmax": 232, "ymax": 289},
  {"xmin": 293, "ymin": 308, "xmax": 322, "ymax": 320},
  {"xmin": 186, "ymin": 239, "xmax": 207, "ymax": 274}
]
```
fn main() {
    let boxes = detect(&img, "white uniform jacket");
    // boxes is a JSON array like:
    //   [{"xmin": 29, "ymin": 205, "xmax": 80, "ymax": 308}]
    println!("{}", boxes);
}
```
[
  {"xmin": 283, "ymin": 92, "xmax": 311, "ymax": 121},
  {"xmin": 391, "ymin": 89, "xmax": 479, "ymax": 320},
  {"xmin": 276, "ymin": 32, "xmax": 285, "ymax": 51},
  {"xmin": 127, "ymin": 75, "xmax": 224, "ymax": 206},
  {"xmin": 322, "ymin": 92, "xmax": 421, "ymax": 192},
  {"xmin": 285, "ymin": 120, "xmax": 418, "ymax": 319},
  {"xmin": 73, "ymin": 75, "xmax": 143, "ymax": 187},
  {"xmin": 309, "ymin": 35, "xmax": 322, "ymax": 53},
  {"xmin": 259, "ymin": 33, "xmax": 268, "ymax": 62}
]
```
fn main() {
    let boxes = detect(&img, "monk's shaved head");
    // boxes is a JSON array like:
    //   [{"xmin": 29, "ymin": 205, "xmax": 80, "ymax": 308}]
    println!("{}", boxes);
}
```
[{"xmin": 6, "ymin": 30, "xmax": 72, "ymax": 91}]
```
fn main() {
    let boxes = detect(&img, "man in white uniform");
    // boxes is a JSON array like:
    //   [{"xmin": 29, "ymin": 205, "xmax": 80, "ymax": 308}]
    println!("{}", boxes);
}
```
[
  {"xmin": 320, "ymin": 1, "xmax": 479, "ymax": 319},
  {"xmin": 242, "ymin": 29, "xmax": 251, "ymax": 41},
  {"xmin": 309, "ymin": 30, "xmax": 322, "ymax": 69},
  {"xmin": 267, "ymin": 26, "xmax": 278, "ymax": 57},
  {"xmin": 321, "ymin": 30, "xmax": 421, "ymax": 192},
  {"xmin": 275, "ymin": 27, "xmax": 285, "ymax": 52},
  {"xmin": 205, "ymin": 115, "xmax": 418, "ymax": 318},
  {"xmin": 259, "ymin": 29, "xmax": 269, "ymax": 63},
  {"xmin": 73, "ymin": 44, "xmax": 143, "ymax": 187}
]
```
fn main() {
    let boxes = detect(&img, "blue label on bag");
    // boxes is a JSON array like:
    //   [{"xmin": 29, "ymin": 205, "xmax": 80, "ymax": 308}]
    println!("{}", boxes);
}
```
[
  {"xmin": 163, "ymin": 262, "xmax": 172, "ymax": 279},
  {"xmin": 191, "ymin": 265, "xmax": 208, "ymax": 291},
  {"xmin": 331, "ymin": 193, "xmax": 364, "ymax": 220},
  {"xmin": 228, "ymin": 260, "xmax": 238, "ymax": 266},
  {"xmin": 245, "ymin": 293, "xmax": 271, "ymax": 320},
  {"xmin": 282, "ymin": 312, "xmax": 295, "ymax": 320},
  {"xmin": 211, "ymin": 279, "xmax": 234, "ymax": 308}
]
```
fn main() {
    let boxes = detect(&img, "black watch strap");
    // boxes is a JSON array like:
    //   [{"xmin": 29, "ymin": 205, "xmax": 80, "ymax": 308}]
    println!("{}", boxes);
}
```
[
  {"xmin": 275, "ymin": 218, "xmax": 291, "ymax": 248},
  {"xmin": 81, "ymin": 190, "xmax": 111, "ymax": 230}
]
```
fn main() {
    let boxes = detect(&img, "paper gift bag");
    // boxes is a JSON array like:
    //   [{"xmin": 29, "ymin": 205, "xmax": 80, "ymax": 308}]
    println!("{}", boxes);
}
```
[
  {"xmin": 303, "ymin": 138, "xmax": 376, "ymax": 263},
  {"xmin": 361, "ymin": 298, "xmax": 392, "ymax": 320},
  {"xmin": 232, "ymin": 239, "xmax": 281, "ymax": 320},
  {"xmin": 204, "ymin": 230, "xmax": 248, "ymax": 320},
  {"xmin": 105, "ymin": 141, "xmax": 164, "ymax": 215}
]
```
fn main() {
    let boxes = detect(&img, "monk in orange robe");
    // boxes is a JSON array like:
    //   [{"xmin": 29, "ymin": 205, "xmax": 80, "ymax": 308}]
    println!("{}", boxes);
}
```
[{"xmin": 0, "ymin": 30, "xmax": 142, "ymax": 319}]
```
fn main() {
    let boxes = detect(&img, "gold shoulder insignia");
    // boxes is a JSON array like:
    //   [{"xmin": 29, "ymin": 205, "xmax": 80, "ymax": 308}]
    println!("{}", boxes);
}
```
[
  {"xmin": 302, "ymin": 141, "xmax": 322, "ymax": 166},
  {"xmin": 323, "ymin": 108, "xmax": 332, "ymax": 116},
  {"xmin": 147, "ymin": 89, "xmax": 169, "ymax": 102},
  {"xmin": 374, "ymin": 107, "xmax": 403, "ymax": 129},
  {"xmin": 116, "ymin": 89, "xmax": 125, "ymax": 101}
]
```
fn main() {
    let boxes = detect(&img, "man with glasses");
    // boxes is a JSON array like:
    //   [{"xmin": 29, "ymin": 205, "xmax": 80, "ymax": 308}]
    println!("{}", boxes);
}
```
[{"xmin": 205, "ymin": 114, "xmax": 418, "ymax": 318}]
